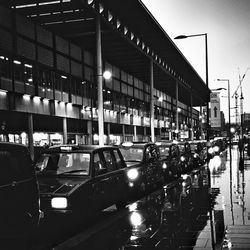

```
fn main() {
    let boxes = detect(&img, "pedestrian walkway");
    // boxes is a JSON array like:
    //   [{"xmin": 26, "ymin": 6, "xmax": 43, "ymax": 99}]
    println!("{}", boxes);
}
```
[
  {"xmin": 210, "ymin": 145, "xmax": 250, "ymax": 250},
  {"xmin": 224, "ymin": 225, "xmax": 250, "ymax": 249}
]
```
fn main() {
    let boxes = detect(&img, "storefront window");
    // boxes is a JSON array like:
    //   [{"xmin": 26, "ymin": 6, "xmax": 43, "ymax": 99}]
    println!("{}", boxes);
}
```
[
  {"xmin": 0, "ymin": 56, "xmax": 11, "ymax": 78},
  {"xmin": 13, "ymin": 60, "xmax": 23, "ymax": 81}
]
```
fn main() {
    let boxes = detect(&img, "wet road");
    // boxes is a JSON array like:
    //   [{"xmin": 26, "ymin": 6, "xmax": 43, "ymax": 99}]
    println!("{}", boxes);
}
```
[{"xmin": 35, "ymin": 145, "xmax": 250, "ymax": 250}]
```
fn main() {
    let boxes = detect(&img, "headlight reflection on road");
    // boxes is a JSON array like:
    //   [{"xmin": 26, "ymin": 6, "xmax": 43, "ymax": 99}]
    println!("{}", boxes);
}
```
[{"xmin": 209, "ymin": 155, "xmax": 222, "ymax": 173}]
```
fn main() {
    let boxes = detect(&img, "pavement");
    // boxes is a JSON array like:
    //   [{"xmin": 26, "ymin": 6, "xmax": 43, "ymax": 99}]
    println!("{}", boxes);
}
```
[{"xmin": 210, "ymin": 145, "xmax": 250, "ymax": 250}]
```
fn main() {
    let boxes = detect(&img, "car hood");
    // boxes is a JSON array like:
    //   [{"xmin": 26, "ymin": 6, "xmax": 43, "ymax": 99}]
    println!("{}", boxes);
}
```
[
  {"xmin": 38, "ymin": 177, "xmax": 90, "ymax": 196},
  {"xmin": 125, "ymin": 161, "xmax": 141, "ymax": 167}
]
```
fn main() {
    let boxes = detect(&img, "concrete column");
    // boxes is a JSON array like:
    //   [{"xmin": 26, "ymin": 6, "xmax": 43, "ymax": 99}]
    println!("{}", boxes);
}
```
[
  {"xmin": 96, "ymin": 3, "xmax": 104, "ymax": 146},
  {"xmin": 107, "ymin": 123, "xmax": 110, "ymax": 145},
  {"xmin": 150, "ymin": 59, "xmax": 155, "ymax": 142},
  {"xmin": 87, "ymin": 120, "xmax": 93, "ymax": 144},
  {"xmin": 169, "ymin": 131, "xmax": 172, "ymax": 140},
  {"xmin": 176, "ymin": 81, "xmax": 179, "ymax": 139},
  {"xmin": 200, "ymin": 102, "xmax": 203, "ymax": 139},
  {"xmin": 63, "ymin": 117, "xmax": 67, "ymax": 144},
  {"xmin": 122, "ymin": 124, "xmax": 125, "ymax": 142},
  {"xmin": 134, "ymin": 125, "xmax": 137, "ymax": 141},
  {"xmin": 190, "ymin": 92, "xmax": 194, "ymax": 140},
  {"xmin": 28, "ymin": 114, "xmax": 34, "ymax": 161}
]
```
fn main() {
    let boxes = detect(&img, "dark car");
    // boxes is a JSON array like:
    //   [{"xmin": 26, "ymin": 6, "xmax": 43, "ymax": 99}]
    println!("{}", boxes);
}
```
[
  {"xmin": 189, "ymin": 140, "xmax": 206, "ymax": 167},
  {"xmin": 176, "ymin": 141, "xmax": 194, "ymax": 173},
  {"xmin": 211, "ymin": 137, "xmax": 228, "ymax": 155},
  {"xmin": 35, "ymin": 144, "xmax": 129, "ymax": 223},
  {"xmin": 118, "ymin": 142, "xmax": 164, "ymax": 194},
  {"xmin": 156, "ymin": 141, "xmax": 182, "ymax": 180},
  {"xmin": 0, "ymin": 142, "xmax": 40, "ymax": 247}
]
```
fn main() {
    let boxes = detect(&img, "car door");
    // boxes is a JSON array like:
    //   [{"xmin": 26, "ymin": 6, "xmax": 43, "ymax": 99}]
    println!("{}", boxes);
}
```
[
  {"xmin": 151, "ymin": 144, "xmax": 163, "ymax": 181},
  {"xmin": 92, "ymin": 151, "xmax": 110, "ymax": 210},
  {"xmin": 92, "ymin": 148, "xmax": 125, "ymax": 209},
  {"xmin": 111, "ymin": 148, "xmax": 128, "ymax": 203},
  {"xmin": 144, "ymin": 145, "xmax": 160, "ymax": 185}
]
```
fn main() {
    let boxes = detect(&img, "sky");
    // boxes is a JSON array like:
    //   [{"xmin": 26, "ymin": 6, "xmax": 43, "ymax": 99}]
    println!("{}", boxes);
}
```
[{"xmin": 142, "ymin": 0, "xmax": 250, "ymax": 122}]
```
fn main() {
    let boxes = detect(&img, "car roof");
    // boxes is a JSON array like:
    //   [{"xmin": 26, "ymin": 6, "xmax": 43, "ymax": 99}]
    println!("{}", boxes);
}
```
[
  {"xmin": 43, "ymin": 144, "xmax": 117, "ymax": 153},
  {"xmin": 119, "ymin": 141, "xmax": 155, "ymax": 149},
  {"xmin": 0, "ymin": 142, "xmax": 29, "ymax": 151}
]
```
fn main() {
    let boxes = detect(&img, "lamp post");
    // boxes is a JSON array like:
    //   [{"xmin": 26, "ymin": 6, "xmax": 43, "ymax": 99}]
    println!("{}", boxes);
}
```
[
  {"xmin": 96, "ymin": 70, "xmax": 112, "ymax": 146},
  {"xmin": 217, "ymin": 79, "xmax": 232, "ymax": 159},
  {"xmin": 174, "ymin": 33, "xmax": 209, "ymax": 140}
]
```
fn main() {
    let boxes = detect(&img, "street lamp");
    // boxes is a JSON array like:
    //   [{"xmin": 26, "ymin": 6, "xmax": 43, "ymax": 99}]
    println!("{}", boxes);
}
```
[
  {"xmin": 174, "ymin": 33, "xmax": 210, "ymax": 140},
  {"xmin": 96, "ymin": 70, "xmax": 112, "ymax": 146},
  {"xmin": 217, "ymin": 79, "xmax": 232, "ymax": 159}
]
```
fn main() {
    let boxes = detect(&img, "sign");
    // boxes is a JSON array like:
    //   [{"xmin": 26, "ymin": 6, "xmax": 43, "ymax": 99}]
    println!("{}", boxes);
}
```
[{"xmin": 210, "ymin": 92, "xmax": 221, "ymax": 128}]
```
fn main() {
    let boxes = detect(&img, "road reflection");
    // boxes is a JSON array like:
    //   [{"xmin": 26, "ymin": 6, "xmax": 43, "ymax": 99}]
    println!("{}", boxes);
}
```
[{"xmin": 53, "ymin": 164, "xmax": 226, "ymax": 250}]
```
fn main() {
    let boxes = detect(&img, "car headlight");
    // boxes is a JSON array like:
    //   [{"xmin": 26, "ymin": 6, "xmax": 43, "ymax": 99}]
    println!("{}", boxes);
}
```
[
  {"xmin": 208, "ymin": 147, "xmax": 214, "ymax": 154},
  {"xmin": 51, "ymin": 197, "xmax": 68, "ymax": 209},
  {"xmin": 180, "ymin": 156, "xmax": 186, "ymax": 162},
  {"xmin": 127, "ymin": 169, "xmax": 139, "ymax": 180},
  {"xmin": 162, "ymin": 162, "xmax": 167, "ymax": 169},
  {"xmin": 213, "ymin": 146, "xmax": 220, "ymax": 153},
  {"xmin": 193, "ymin": 153, "xmax": 199, "ymax": 158}
]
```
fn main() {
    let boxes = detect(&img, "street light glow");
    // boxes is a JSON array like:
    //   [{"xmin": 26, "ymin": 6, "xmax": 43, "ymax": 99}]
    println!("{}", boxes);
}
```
[{"xmin": 103, "ymin": 70, "xmax": 112, "ymax": 80}]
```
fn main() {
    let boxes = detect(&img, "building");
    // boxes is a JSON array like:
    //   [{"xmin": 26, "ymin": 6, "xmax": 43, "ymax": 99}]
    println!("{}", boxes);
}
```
[{"xmin": 0, "ymin": 0, "xmax": 209, "ymax": 159}]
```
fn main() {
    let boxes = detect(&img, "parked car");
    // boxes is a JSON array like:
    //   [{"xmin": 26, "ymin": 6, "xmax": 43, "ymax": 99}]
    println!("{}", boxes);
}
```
[
  {"xmin": 35, "ymin": 145, "xmax": 130, "ymax": 223},
  {"xmin": 0, "ymin": 142, "xmax": 40, "ymax": 247},
  {"xmin": 118, "ymin": 142, "xmax": 165, "ymax": 194},
  {"xmin": 176, "ymin": 141, "xmax": 194, "ymax": 173},
  {"xmin": 189, "ymin": 140, "xmax": 205, "ymax": 167},
  {"xmin": 211, "ymin": 137, "xmax": 228, "ymax": 155},
  {"xmin": 156, "ymin": 141, "xmax": 182, "ymax": 180}
]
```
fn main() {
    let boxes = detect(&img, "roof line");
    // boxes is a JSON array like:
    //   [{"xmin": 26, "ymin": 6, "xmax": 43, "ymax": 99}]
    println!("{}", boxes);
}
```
[{"xmin": 138, "ymin": 0, "xmax": 207, "ymax": 88}]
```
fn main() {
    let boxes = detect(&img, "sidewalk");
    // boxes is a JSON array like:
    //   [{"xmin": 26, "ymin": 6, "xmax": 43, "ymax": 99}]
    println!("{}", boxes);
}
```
[{"xmin": 210, "ymin": 145, "xmax": 250, "ymax": 249}]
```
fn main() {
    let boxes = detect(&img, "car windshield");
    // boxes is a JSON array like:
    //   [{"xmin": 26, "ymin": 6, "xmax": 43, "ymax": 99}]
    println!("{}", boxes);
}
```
[
  {"xmin": 179, "ymin": 145, "xmax": 185, "ymax": 153},
  {"xmin": 190, "ymin": 144, "xmax": 197, "ymax": 151},
  {"xmin": 119, "ymin": 147, "xmax": 144, "ymax": 162},
  {"xmin": 158, "ymin": 146, "xmax": 170, "ymax": 157},
  {"xmin": 35, "ymin": 152, "xmax": 90, "ymax": 175}
]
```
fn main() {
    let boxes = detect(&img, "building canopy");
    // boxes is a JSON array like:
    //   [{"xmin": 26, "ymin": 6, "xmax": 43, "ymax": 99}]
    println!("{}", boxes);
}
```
[{"xmin": 0, "ymin": 0, "xmax": 210, "ymax": 107}]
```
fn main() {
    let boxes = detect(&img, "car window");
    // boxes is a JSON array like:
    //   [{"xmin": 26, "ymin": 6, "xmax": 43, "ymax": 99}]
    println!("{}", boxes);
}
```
[
  {"xmin": 93, "ymin": 152, "xmax": 107, "ymax": 176},
  {"xmin": 190, "ymin": 144, "xmax": 197, "ymax": 151},
  {"xmin": 145, "ymin": 146, "xmax": 157, "ymax": 162},
  {"xmin": 113, "ymin": 149, "xmax": 124, "ymax": 169},
  {"xmin": 0, "ymin": 147, "xmax": 33, "ymax": 185},
  {"xmin": 186, "ymin": 144, "xmax": 191, "ymax": 152},
  {"xmin": 103, "ymin": 150, "xmax": 116, "ymax": 172},
  {"xmin": 119, "ymin": 147, "xmax": 143, "ymax": 162},
  {"xmin": 159, "ymin": 146, "xmax": 170, "ymax": 157},
  {"xmin": 172, "ymin": 146, "xmax": 179, "ymax": 157},
  {"xmin": 36, "ymin": 152, "xmax": 90, "ymax": 175}
]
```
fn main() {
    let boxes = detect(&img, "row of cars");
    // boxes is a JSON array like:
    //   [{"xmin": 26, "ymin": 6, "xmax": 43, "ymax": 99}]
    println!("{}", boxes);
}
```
[{"xmin": 0, "ymin": 138, "xmax": 225, "ymax": 245}]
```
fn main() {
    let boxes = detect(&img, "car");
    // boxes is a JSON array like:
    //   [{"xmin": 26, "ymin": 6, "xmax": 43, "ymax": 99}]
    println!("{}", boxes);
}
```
[
  {"xmin": 0, "ymin": 142, "xmax": 40, "ymax": 247},
  {"xmin": 118, "ymin": 142, "xmax": 165, "ymax": 194},
  {"xmin": 35, "ymin": 144, "xmax": 130, "ymax": 223},
  {"xmin": 176, "ymin": 141, "xmax": 195, "ymax": 173},
  {"xmin": 156, "ymin": 140, "xmax": 182, "ymax": 180},
  {"xmin": 189, "ymin": 140, "xmax": 206, "ymax": 167}
]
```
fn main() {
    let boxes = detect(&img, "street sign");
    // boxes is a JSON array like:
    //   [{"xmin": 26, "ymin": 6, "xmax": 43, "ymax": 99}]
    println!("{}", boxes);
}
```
[{"xmin": 210, "ymin": 92, "xmax": 221, "ymax": 128}]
